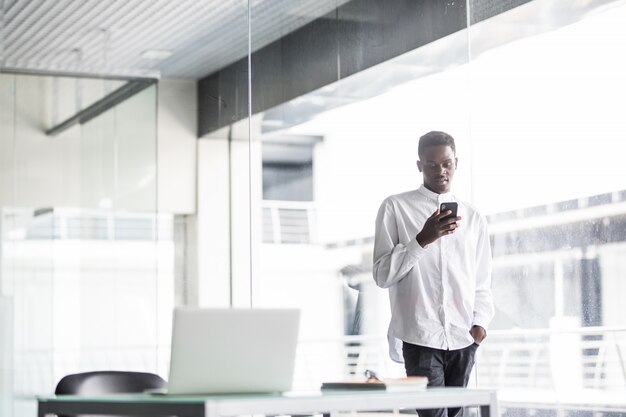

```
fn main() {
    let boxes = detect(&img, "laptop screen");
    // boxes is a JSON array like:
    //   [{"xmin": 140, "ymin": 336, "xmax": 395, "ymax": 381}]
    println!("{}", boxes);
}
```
[{"xmin": 166, "ymin": 308, "xmax": 300, "ymax": 395}]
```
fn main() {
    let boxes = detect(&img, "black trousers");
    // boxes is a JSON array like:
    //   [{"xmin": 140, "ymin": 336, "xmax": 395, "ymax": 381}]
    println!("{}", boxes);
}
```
[{"xmin": 402, "ymin": 342, "xmax": 478, "ymax": 417}]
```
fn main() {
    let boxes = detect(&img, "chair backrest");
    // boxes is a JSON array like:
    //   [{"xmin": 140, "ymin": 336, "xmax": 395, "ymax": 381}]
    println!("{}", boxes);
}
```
[{"xmin": 55, "ymin": 370, "xmax": 166, "ymax": 395}]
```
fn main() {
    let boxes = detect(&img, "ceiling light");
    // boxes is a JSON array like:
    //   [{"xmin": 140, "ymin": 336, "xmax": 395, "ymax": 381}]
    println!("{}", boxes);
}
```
[{"xmin": 140, "ymin": 49, "xmax": 172, "ymax": 60}]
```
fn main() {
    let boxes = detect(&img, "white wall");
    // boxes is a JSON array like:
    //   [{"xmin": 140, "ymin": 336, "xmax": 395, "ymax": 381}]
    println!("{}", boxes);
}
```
[
  {"xmin": 0, "ymin": 75, "xmax": 198, "ymax": 215},
  {"xmin": 0, "ymin": 75, "xmax": 83, "ymax": 209},
  {"xmin": 193, "ymin": 117, "xmax": 263, "ymax": 308},
  {"xmin": 157, "ymin": 79, "xmax": 197, "ymax": 214},
  {"xmin": 195, "ymin": 136, "xmax": 231, "ymax": 307}
]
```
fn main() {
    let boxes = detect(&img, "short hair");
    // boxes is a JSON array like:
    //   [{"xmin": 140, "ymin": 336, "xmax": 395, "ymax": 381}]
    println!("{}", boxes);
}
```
[{"xmin": 418, "ymin": 131, "xmax": 456, "ymax": 157}]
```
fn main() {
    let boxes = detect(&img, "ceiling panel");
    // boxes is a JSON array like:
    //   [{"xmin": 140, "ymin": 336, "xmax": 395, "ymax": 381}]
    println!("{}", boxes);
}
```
[{"xmin": 1, "ymin": 0, "xmax": 351, "ymax": 80}]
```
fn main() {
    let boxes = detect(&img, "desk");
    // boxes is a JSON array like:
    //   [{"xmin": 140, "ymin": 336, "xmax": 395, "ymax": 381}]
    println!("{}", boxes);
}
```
[{"xmin": 38, "ymin": 388, "xmax": 498, "ymax": 417}]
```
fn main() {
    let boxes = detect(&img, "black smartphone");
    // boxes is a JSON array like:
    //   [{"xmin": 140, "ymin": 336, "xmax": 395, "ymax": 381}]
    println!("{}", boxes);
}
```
[{"xmin": 439, "ymin": 202, "xmax": 458, "ymax": 222}]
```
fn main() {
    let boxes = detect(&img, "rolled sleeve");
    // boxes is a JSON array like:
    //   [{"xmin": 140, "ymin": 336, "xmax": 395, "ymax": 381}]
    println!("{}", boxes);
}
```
[{"xmin": 373, "ymin": 199, "xmax": 426, "ymax": 289}]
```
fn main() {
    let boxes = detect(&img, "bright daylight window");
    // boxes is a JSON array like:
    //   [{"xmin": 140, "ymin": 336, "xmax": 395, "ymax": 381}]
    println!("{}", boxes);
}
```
[{"xmin": 255, "ymin": 2, "xmax": 626, "ymax": 416}]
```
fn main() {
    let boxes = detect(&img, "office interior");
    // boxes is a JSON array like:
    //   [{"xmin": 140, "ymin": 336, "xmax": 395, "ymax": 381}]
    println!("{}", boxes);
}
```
[{"xmin": 1, "ymin": 0, "xmax": 626, "ymax": 416}]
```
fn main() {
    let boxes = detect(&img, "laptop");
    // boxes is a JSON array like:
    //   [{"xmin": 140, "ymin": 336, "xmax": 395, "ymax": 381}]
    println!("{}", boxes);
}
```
[{"xmin": 155, "ymin": 307, "xmax": 300, "ymax": 395}]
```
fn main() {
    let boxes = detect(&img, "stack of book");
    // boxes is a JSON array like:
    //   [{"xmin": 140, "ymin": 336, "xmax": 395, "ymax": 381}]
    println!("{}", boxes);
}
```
[{"xmin": 321, "ymin": 376, "xmax": 428, "ymax": 392}]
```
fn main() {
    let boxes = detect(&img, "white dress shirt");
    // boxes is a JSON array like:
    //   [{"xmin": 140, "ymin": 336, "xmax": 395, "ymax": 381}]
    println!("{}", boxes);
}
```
[{"xmin": 373, "ymin": 185, "xmax": 494, "ymax": 362}]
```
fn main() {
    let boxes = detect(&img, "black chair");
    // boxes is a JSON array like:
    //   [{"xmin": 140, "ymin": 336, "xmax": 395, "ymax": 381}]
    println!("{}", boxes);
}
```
[
  {"xmin": 55, "ymin": 370, "xmax": 166, "ymax": 416},
  {"xmin": 55, "ymin": 370, "xmax": 166, "ymax": 395}
]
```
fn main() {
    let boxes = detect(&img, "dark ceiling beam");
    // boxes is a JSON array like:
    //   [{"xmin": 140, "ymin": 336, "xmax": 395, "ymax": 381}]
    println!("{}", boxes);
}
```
[
  {"xmin": 197, "ymin": 0, "xmax": 534, "ymax": 137},
  {"xmin": 46, "ymin": 79, "xmax": 156, "ymax": 136}
]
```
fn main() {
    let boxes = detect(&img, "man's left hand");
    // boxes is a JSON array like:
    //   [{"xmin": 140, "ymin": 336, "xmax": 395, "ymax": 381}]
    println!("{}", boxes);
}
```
[{"xmin": 470, "ymin": 325, "xmax": 486, "ymax": 344}]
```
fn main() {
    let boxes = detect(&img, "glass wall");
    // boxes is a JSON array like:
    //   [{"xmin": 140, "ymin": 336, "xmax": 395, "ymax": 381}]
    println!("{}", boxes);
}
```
[
  {"xmin": 0, "ymin": 74, "xmax": 166, "ymax": 416},
  {"xmin": 2, "ymin": 1, "xmax": 626, "ymax": 416},
  {"xmin": 467, "ymin": 1, "xmax": 626, "ymax": 414},
  {"xmin": 243, "ymin": 0, "xmax": 626, "ymax": 414},
  {"xmin": 248, "ymin": 0, "xmax": 474, "ymax": 387}
]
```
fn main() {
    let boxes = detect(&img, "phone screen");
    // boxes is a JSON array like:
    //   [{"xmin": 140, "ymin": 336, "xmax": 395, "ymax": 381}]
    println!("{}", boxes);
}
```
[{"xmin": 440, "ymin": 202, "xmax": 458, "ymax": 222}]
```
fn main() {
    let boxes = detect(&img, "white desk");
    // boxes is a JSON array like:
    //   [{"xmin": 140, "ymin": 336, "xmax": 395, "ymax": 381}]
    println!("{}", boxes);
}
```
[{"xmin": 38, "ymin": 388, "xmax": 499, "ymax": 417}]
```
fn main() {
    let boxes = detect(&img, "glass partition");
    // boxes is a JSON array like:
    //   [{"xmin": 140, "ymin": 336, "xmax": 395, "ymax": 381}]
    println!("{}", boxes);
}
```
[
  {"xmin": 250, "ymin": 0, "xmax": 472, "ymax": 389},
  {"xmin": 246, "ymin": 0, "xmax": 626, "ymax": 413},
  {"xmin": 2, "ymin": 1, "xmax": 626, "ymax": 416},
  {"xmin": 0, "ymin": 74, "xmax": 162, "ymax": 417},
  {"xmin": 467, "ymin": 0, "xmax": 626, "ymax": 414}
]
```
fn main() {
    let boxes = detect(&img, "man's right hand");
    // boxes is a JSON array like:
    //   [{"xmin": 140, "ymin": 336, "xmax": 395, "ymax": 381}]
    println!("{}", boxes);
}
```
[{"xmin": 416, "ymin": 208, "xmax": 462, "ymax": 247}]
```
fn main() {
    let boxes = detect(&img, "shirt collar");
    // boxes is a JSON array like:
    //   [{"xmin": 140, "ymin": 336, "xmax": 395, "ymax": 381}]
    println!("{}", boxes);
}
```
[{"xmin": 417, "ymin": 184, "xmax": 454, "ymax": 202}]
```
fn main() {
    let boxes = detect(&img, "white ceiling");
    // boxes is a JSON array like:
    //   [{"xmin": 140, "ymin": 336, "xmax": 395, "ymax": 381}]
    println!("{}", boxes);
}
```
[{"xmin": 1, "ymin": 0, "xmax": 350, "ymax": 80}]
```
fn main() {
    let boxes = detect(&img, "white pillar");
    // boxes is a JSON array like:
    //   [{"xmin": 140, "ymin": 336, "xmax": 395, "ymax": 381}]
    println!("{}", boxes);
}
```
[
  {"xmin": 196, "ymin": 132, "xmax": 232, "ymax": 307},
  {"xmin": 193, "ymin": 116, "xmax": 263, "ymax": 308},
  {"xmin": 228, "ymin": 117, "xmax": 262, "ymax": 307},
  {"xmin": 549, "ymin": 316, "xmax": 583, "ymax": 391}
]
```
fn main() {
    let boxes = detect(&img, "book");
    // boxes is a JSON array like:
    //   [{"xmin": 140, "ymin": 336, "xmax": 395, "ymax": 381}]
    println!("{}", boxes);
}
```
[{"xmin": 321, "ymin": 376, "xmax": 428, "ymax": 392}]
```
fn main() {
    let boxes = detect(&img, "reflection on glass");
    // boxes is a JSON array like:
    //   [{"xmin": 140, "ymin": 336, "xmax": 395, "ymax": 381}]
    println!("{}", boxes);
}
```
[
  {"xmin": 0, "ymin": 1, "xmax": 625, "ymax": 416},
  {"xmin": 468, "ymin": 2, "xmax": 626, "ymax": 415},
  {"xmin": 249, "ymin": 1, "xmax": 626, "ymax": 412},
  {"xmin": 251, "ymin": 0, "xmax": 472, "ymax": 389},
  {"xmin": 0, "ymin": 75, "xmax": 167, "ymax": 417}
]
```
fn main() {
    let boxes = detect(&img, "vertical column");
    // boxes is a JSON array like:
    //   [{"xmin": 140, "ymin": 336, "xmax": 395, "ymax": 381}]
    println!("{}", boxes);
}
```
[
  {"xmin": 554, "ymin": 255, "xmax": 564, "ymax": 317},
  {"xmin": 580, "ymin": 249, "xmax": 603, "ymax": 388},
  {"xmin": 228, "ymin": 116, "xmax": 262, "ymax": 308},
  {"xmin": 196, "ymin": 133, "xmax": 232, "ymax": 307},
  {"xmin": 580, "ymin": 254, "xmax": 602, "ymax": 327},
  {"xmin": 549, "ymin": 252, "xmax": 583, "ymax": 391},
  {"xmin": 192, "ymin": 115, "xmax": 263, "ymax": 308}
]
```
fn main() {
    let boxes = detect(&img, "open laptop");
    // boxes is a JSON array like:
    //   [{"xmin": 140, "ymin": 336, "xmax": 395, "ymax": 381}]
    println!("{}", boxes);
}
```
[{"xmin": 155, "ymin": 307, "xmax": 300, "ymax": 395}]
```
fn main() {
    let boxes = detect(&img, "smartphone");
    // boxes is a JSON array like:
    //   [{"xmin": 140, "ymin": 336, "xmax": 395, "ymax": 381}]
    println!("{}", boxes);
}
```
[{"xmin": 439, "ymin": 202, "xmax": 458, "ymax": 222}]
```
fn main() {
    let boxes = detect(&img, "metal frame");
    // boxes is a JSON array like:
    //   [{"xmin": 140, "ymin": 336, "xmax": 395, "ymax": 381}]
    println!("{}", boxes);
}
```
[{"xmin": 45, "ymin": 79, "xmax": 156, "ymax": 136}]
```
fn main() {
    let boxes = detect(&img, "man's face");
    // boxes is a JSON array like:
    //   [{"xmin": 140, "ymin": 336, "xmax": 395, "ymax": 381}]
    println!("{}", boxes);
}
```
[{"xmin": 416, "ymin": 145, "xmax": 457, "ymax": 194}]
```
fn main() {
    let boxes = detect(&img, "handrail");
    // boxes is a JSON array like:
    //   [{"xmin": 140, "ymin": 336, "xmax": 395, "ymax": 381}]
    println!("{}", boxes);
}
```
[{"xmin": 488, "ymin": 326, "xmax": 626, "ymax": 336}]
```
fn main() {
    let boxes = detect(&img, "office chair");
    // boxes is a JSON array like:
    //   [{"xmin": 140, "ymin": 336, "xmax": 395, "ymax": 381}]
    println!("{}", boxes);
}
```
[
  {"xmin": 54, "ymin": 370, "xmax": 166, "ymax": 416},
  {"xmin": 55, "ymin": 370, "xmax": 166, "ymax": 395}
]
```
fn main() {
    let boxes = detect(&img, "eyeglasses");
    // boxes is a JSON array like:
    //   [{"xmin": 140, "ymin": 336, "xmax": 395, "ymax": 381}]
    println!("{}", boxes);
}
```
[{"xmin": 364, "ymin": 369, "xmax": 381, "ymax": 382}]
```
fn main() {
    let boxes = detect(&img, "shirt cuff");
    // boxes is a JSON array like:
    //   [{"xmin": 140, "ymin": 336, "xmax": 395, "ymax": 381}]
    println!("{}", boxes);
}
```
[
  {"xmin": 406, "ymin": 237, "xmax": 427, "ymax": 260},
  {"xmin": 472, "ymin": 319, "xmax": 490, "ymax": 332}
]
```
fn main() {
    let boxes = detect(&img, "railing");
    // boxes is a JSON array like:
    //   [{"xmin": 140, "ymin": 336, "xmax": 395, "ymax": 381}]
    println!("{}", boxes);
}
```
[
  {"xmin": 2, "ymin": 207, "xmax": 173, "ymax": 241},
  {"xmin": 293, "ymin": 328, "xmax": 626, "ymax": 412},
  {"xmin": 262, "ymin": 200, "xmax": 316, "ymax": 244},
  {"xmin": 477, "ymin": 326, "xmax": 626, "ymax": 391},
  {"xmin": 9, "ymin": 327, "xmax": 626, "ymax": 414}
]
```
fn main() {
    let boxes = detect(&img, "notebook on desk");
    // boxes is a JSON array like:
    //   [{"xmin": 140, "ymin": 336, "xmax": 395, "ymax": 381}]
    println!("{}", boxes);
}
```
[
  {"xmin": 321, "ymin": 376, "xmax": 428, "ymax": 392},
  {"xmin": 152, "ymin": 307, "xmax": 300, "ymax": 395}
]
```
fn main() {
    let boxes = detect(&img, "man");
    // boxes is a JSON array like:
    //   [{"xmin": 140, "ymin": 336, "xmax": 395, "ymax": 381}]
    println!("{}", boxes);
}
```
[{"xmin": 373, "ymin": 131, "xmax": 494, "ymax": 417}]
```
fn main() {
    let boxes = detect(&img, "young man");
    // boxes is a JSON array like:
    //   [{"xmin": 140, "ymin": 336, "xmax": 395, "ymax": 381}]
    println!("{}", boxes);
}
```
[{"xmin": 373, "ymin": 131, "xmax": 494, "ymax": 417}]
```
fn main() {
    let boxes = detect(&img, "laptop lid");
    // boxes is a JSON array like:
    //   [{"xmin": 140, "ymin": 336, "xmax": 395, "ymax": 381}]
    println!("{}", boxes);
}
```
[{"xmin": 166, "ymin": 307, "xmax": 300, "ymax": 395}]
